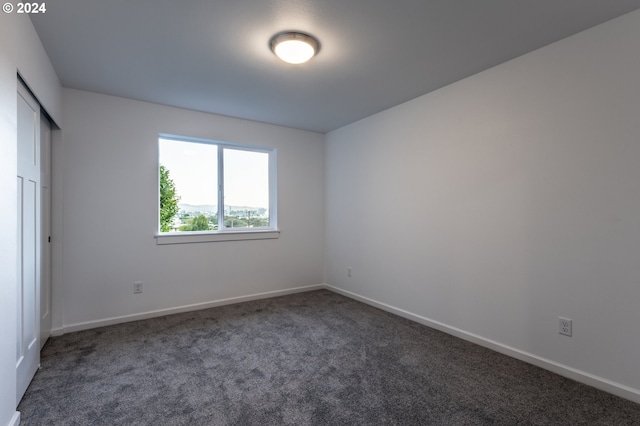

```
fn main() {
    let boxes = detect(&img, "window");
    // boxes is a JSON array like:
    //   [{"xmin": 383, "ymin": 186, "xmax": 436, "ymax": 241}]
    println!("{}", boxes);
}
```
[{"xmin": 156, "ymin": 134, "xmax": 278, "ymax": 244}]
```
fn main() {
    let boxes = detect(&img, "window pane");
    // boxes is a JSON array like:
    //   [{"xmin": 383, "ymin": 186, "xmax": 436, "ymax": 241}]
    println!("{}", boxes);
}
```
[
  {"xmin": 223, "ymin": 148, "xmax": 269, "ymax": 229},
  {"xmin": 159, "ymin": 138, "xmax": 218, "ymax": 232}
]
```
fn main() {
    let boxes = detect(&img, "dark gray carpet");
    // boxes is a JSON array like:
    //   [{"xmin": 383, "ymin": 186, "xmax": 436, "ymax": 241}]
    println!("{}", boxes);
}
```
[{"xmin": 18, "ymin": 290, "xmax": 640, "ymax": 425}]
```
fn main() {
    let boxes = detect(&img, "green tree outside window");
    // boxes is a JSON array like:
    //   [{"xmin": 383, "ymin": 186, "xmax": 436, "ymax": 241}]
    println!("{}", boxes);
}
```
[{"xmin": 159, "ymin": 165, "xmax": 180, "ymax": 232}]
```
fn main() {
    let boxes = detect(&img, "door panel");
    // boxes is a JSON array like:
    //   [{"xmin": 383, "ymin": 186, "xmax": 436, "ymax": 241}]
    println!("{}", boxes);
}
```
[{"xmin": 16, "ymin": 82, "xmax": 41, "ymax": 403}]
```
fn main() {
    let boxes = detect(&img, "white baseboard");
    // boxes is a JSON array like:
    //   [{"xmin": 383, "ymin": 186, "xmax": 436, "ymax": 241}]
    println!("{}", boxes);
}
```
[
  {"xmin": 8, "ymin": 412, "xmax": 20, "ymax": 426},
  {"xmin": 52, "ymin": 284, "xmax": 325, "ymax": 335},
  {"xmin": 325, "ymin": 284, "xmax": 640, "ymax": 405}
]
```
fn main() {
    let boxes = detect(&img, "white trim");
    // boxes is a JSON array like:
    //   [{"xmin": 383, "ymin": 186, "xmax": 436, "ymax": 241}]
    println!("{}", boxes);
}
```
[
  {"xmin": 268, "ymin": 148, "xmax": 278, "ymax": 230},
  {"xmin": 155, "ymin": 229, "xmax": 279, "ymax": 245},
  {"xmin": 325, "ymin": 284, "xmax": 640, "ymax": 404},
  {"xmin": 217, "ymin": 144, "xmax": 224, "ymax": 230},
  {"xmin": 52, "ymin": 284, "xmax": 324, "ymax": 334},
  {"xmin": 8, "ymin": 412, "xmax": 20, "ymax": 426}
]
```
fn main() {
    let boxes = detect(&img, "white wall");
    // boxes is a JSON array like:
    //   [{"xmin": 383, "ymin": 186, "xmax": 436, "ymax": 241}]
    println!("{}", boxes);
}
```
[
  {"xmin": 0, "ymin": 13, "xmax": 61, "ymax": 426},
  {"xmin": 325, "ymin": 10, "xmax": 640, "ymax": 402},
  {"xmin": 56, "ymin": 89, "xmax": 324, "ymax": 329}
]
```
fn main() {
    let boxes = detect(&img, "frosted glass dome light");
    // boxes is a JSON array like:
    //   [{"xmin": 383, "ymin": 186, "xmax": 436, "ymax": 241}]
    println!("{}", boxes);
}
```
[{"xmin": 270, "ymin": 32, "xmax": 319, "ymax": 64}]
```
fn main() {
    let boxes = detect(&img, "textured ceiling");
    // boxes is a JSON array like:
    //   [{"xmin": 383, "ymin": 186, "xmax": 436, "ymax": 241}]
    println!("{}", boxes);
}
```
[{"xmin": 31, "ymin": 0, "xmax": 640, "ymax": 133}]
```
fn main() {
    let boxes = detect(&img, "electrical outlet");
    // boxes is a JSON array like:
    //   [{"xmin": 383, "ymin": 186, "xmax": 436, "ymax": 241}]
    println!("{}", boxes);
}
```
[
  {"xmin": 347, "ymin": 267, "xmax": 352, "ymax": 278},
  {"xmin": 559, "ymin": 317, "xmax": 572, "ymax": 336},
  {"xmin": 134, "ymin": 281, "xmax": 143, "ymax": 294}
]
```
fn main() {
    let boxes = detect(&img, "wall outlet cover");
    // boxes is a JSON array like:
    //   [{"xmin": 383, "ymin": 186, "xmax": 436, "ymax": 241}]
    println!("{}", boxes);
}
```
[{"xmin": 559, "ymin": 317, "xmax": 572, "ymax": 337}]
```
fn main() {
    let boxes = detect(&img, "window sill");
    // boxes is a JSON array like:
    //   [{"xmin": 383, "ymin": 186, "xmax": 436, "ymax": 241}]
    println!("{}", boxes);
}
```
[{"xmin": 155, "ymin": 229, "xmax": 280, "ymax": 245}]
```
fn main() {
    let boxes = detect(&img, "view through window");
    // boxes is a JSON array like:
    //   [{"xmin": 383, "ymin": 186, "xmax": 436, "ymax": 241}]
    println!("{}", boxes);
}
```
[{"xmin": 159, "ymin": 136, "xmax": 274, "ymax": 233}]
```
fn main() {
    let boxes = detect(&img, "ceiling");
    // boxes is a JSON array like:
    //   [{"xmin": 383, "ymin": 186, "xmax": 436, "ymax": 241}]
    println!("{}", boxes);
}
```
[{"xmin": 31, "ymin": 0, "xmax": 640, "ymax": 133}]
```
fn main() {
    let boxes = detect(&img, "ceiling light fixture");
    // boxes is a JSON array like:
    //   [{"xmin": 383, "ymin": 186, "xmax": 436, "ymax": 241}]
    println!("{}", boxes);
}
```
[{"xmin": 270, "ymin": 31, "xmax": 319, "ymax": 64}]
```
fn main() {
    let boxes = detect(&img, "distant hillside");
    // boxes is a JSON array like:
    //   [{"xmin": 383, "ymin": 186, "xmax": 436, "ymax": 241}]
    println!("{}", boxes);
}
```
[
  {"xmin": 179, "ymin": 204, "xmax": 216, "ymax": 214},
  {"xmin": 179, "ymin": 204, "xmax": 266, "ymax": 214}
]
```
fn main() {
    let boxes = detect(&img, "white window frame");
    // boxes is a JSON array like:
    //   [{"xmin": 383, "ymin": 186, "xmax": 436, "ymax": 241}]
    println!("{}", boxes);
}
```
[{"xmin": 155, "ymin": 134, "xmax": 279, "ymax": 245}]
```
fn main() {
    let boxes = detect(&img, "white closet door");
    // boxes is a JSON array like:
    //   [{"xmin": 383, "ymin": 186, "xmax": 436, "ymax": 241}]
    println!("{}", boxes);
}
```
[{"xmin": 16, "ymin": 81, "xmax": 41, "ymax": 403}]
